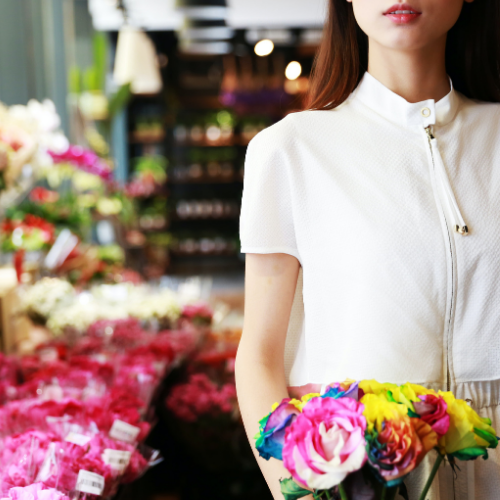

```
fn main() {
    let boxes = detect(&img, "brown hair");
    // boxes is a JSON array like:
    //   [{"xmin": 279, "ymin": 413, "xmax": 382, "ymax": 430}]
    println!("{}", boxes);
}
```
[{"xmin": 306, "ymin": 0, "xmax": 500, "ymax": 110}]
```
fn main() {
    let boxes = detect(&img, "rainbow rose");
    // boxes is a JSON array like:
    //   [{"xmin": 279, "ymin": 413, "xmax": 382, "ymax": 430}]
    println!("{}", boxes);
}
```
[
  {"xmin": 322, "ymin": 380, "xmax": 359, "ymax": 400},
  {"xmin": 255, "ymin": 398, "xmax": 302, "ymax": 460},
  {"xmin": 282, "ymin": 397, "xmax": 367, "ymax": 490},
  {"xmin": 413, "ymin": 393, "xmax": 450, "ymax": 437},
  {"xmin": 360, "ymin": 381, "xmax": 436, "ymax": 416},
  {"xmin": 362, "ymin": 394, "xmax": 438, "ymax": 485},
  {"xmin": 438, "ymin": 392, "xmax": 498, "ymax": 460}
]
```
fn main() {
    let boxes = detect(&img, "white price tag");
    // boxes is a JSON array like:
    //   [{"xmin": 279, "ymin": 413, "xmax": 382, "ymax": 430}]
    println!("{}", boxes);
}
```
[
  {"xmin": 76, "ymin": 470, "xmax": 105, "ymax": 496},
  {"xmin": 39, "ymin": 348, "xmax": 58, "ymax": 363},
  {"xmin": 42, "ymin": 384, "xmax": 64, "ymax": 401},
  {"xmin": 65, "ymin": 433, "xmax": 92, "ymax": 447},
  {"xmin": 109, "ymin": 419, "xmax": 140, "ymax": 443},
  {"xmin": 102, "ymin": 449, "xmax": 132, "ymax": 472}
]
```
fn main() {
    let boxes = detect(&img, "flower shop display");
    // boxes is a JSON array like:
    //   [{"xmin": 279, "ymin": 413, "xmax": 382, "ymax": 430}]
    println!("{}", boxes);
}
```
[
  {"xmin": 0, "ymin": 309, "xmax": 204, "ymax": 500},
  {"xmin": 255, "ymin": 380, "xmax": 499, "ymax": 500}
]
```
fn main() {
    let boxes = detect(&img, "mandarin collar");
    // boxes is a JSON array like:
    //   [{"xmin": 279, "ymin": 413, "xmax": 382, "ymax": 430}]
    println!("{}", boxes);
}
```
[{"xmin": 353, "ymin": 71, "xmax": 460, "ymax": 129}]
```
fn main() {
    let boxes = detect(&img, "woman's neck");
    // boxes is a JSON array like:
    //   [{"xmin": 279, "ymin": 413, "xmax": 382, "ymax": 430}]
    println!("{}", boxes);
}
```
[{"xmin": 367, "ymin": 36, "xmax": 451, "ymax": 103}]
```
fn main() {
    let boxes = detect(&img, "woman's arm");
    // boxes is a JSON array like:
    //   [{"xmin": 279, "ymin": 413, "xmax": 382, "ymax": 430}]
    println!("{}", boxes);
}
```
[{"xmin": 235, "ymin": 253, "xmax": 312, "ymax": 500}]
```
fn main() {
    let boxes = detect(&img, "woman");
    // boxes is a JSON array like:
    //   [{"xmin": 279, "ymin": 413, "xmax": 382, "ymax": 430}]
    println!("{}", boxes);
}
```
[{"xmin": 236, "ymin": 0, "xmax": 500, "ymax": 499}]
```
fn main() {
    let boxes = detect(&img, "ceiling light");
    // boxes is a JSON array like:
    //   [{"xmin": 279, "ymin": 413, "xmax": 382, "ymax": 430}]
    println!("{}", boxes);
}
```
[
  {"xmin": 285, "ymin": 61, "xmax": 302, "ymax": 81},
  {"xmin": 254, "ymin": 39, "xmax": 274, "ymax": 57}
]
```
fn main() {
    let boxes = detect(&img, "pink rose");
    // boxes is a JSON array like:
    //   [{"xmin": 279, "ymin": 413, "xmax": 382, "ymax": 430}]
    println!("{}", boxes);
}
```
[
  {"xmin": 283, "ymin": 397, "xmax": 367, "ymax": 490},
  {"xmin": 413, "ymin": 394, "xmax": 450, "ymax": 437}
]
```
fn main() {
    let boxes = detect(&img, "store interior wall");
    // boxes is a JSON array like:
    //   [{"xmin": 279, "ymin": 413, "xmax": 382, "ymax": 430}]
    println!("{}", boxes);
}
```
[{"xmin": 0, "ymin": 0, "xmax": 94, "ymax": 136}]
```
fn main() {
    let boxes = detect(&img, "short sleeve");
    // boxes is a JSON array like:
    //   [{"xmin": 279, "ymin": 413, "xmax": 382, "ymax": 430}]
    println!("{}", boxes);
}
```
[{"xmin": 239, "ymin": 125, "xmax": 300, "ymax": 263}]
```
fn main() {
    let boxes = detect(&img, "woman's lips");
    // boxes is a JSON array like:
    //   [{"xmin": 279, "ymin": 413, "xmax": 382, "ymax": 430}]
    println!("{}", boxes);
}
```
[{"xmin": 384, "ymin": 4, "xmax": 421, "ymax": 23}]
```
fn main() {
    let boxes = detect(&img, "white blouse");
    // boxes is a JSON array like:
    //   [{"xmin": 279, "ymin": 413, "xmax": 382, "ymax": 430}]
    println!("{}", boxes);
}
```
[
  {"xmin": 239, "ymin": 72, "xmax": 500, "ymax": 407},
  {"xmin": 240, "ymin": 72, "xmax": 500, "ymax": 499}
]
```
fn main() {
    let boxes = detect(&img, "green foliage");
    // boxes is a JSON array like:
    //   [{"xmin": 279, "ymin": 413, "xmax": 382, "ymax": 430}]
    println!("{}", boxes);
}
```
[
  {"xmin": 279, "ymin": 478, "xmax": 311, "ymax": 500},
  {"xmin": 108, "ymin": 83, "xmax": 131, "ymax": 119},
  {"xmin": 97, "ymin": 244, "xmax": 124, "ymax": 263},
  {"xmin": 68, "ymin": 66, "xmax": 82, "ymax": 94},
  {"xmin": 6, "ymin": 194, "xmax": 92, "ymax": 239},
  {"xmin": 146, "ymin": 232, "xmax": 174, "ymax": 248},
  {"xmin": 93, "ymin": 32, "xmax": 108, "ymax": 93},
  {"xmin": 83, "ymin": 66, "xmax": 99, "ymax": 92}
]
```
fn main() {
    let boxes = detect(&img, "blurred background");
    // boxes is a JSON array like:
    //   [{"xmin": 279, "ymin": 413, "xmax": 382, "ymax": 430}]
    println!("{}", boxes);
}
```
[{"xmin": 0, "ymin": 1, "xmax": 325, "ymax": 500}]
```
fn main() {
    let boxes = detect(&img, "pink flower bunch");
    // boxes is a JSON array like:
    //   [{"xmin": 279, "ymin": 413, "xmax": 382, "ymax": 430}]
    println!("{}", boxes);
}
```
[
  {"xmin": 13, "ymin": 361, "xmax": 110, "ymax": 402},
  {"xmin": 49, "ymin": 146, "xmax": 112, "ymax": 181},
  {"xmin": 70, "ymin": 337, "xmax": 105, "ymax": 356},
  {"xmin": 67, "ymin": 357, "xmax": 114, "ymax": 386},
  {"xmin": 84, "ymin": 388, "xmax": 150, "ymax": 442},
  {"xmin": 40, "ymin": 439, "xmax": 117, "ymax": 497},
  {"xmin": 181, "ymin": 303, "xmax": 213, "ymax": 326},
  {"xmin": 156, "ymin": 330, "xmax": 198, "ymax": 359},
  {"xmin": 113, "ymin": 361, "xmax": 158, "ymax": 407},
  {"xmin": 0, "ymin": 399, "xmax": 84, "ymax": 437},
  {"xmin": 1, "ymin": 483, "xmax": 70, "ymax": 500},
  {"xmin": 0, "ymin": 430, "xmax": 59, "ymax": 489},
  {"xmin": 0, "ymin": 354, "xmax": 19, "ymax": 405},
  {"xmin": 165, "ymin": 373, "xmax": 237, "ymax": 423}
]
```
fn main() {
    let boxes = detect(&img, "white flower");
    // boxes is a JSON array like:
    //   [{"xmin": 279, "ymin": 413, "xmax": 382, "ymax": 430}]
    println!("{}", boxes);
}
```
[
  {"xmin": 46, "ymin": 300, "xmax": 128, "ymax": 336},
  {"xmin": 127, "ymin": 289, "xmax": 181, "ymax": 322},
  {"xmin": 20, "ymin": 278, "xmax": 75, "ymax": 321}
]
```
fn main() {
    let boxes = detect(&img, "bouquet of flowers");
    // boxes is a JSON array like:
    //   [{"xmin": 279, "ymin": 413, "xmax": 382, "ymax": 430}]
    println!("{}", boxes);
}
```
[
  {"xmin": 19, "ymin": 278, "xmax": 75, "ymax": 326},
  {"xmin": 0, "ymin": 215, "xmax": 55, "ymax": 253},
  {"xmin": 0, "ymin": 99, "xmax": 68, "ymax": 193},
  {"xmin": 255, "ymin": 380, "xmax": 498, "ymax": 500}
]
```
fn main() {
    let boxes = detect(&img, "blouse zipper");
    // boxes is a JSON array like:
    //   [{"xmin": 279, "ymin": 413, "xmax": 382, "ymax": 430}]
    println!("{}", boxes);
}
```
[{"xmin": 424, "ymin": 126, "xmax": 467, "ymax": 392}]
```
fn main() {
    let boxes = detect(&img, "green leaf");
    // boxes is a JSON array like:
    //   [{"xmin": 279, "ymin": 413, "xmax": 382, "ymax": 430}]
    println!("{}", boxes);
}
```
[
  {"xmin": 451, "ymin": 447, "xmax": 488, "ymax": 461},
  {"xmin": 473, "ymin": 428, "xmax": 499, "ymax": 448},
  {"xmin": 93, "ymin": 32, "xmax": 108, "ymax": 92},
  {"xmin": 108, "ymin": 83, "xmax": 131, "ymax": 119},
  {"xmin": 398, "ymin": 483, "xmax": 409, "ymax": 500},
  {"xmin": 280, "ymin": 478, "xmax": 311, "ymax": 500}
]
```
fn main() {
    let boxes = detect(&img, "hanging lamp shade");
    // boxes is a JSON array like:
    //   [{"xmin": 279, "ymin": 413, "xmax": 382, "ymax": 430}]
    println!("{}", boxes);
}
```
[
  {"xmin": 113, "ymin": 26, "xmax": 163, "ymax": 94},
  {"xmin": 176, "ymin": 0, "xmax": 232, "ymax": 55}
]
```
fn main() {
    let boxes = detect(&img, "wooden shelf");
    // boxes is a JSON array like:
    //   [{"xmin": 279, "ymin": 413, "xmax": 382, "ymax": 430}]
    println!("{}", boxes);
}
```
[
  {"xmin": 172, "ymin": 137, "xmax": 250, "ymax": 148},
  {"xmin": 168, "ymin": 177, "xmax": 243, "ymax": 185}
]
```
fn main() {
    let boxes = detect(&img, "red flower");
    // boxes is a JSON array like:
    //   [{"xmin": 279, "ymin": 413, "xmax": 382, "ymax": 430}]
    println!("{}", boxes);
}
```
[{"xmin": 29, "ymin": 187, "xmax": 59, "ymax": 203}]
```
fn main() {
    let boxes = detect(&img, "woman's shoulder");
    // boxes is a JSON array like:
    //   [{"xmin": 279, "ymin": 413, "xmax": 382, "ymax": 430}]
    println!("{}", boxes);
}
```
[
  {"xmin": 458, "ymin": 93, "xmax": 500, "ymax": 121},
  {"xmin": 249, "ymin": 107, "xmax": 347, "ymax": 149}
]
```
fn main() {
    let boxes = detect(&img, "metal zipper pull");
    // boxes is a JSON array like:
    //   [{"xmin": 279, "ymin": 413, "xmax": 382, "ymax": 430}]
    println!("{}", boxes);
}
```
[{"xmin": 425, "ymin": 126, "xmax": 469, "ymax": 236}]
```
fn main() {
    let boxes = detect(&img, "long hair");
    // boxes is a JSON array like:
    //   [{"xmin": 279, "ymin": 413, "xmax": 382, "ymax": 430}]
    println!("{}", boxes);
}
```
[{"xmin": 306, "ymin": 0, "xmax": 500, "ymax": 110}]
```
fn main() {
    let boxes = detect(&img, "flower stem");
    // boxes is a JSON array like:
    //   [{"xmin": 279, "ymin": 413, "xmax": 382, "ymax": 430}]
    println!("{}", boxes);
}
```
[
  {"xmin": 418, "ymin": 453, "xmax": 444, "ymax": 500},
  {"xmin": 338, "ymin": 483, "xmax": 349, "ymax": 500},
  {"xmin": 380, "ymin": 485, "xmax": 387, "ymax": 500}
]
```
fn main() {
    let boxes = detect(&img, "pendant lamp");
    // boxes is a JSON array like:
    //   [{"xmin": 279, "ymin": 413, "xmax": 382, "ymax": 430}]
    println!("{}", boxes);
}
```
[
  {"xmin": 113, "ymin": 25, "xmax": 163, "ymax": 94},
  {"xmin": 176, "ymin": 0, "xmax": 233, "ymax": 55}
]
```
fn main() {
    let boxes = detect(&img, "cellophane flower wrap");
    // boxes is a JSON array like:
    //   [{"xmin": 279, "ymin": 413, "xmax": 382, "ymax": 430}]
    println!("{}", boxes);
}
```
[
  {"xmin": 256, "ymin": 379, "xmax": 499, "ymax": 500},
  {"xmin": 1, "ymin": 483, "xmax": 70, "ymax": 500}
]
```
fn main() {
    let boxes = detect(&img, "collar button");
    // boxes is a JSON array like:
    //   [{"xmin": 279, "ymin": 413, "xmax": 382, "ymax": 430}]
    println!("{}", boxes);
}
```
[{"xmin": 421, "ymin": 107, "xmax": 431, "ymax": 117}]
